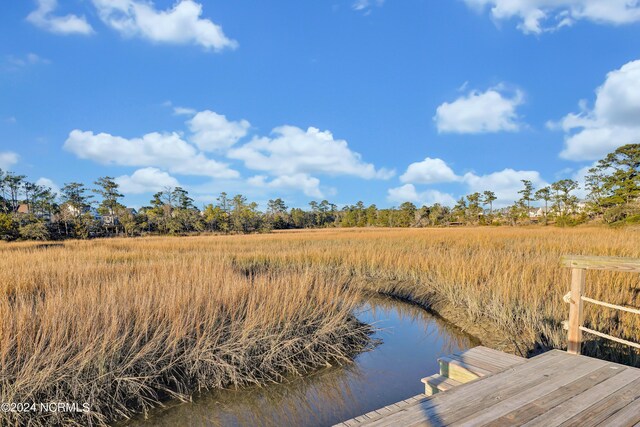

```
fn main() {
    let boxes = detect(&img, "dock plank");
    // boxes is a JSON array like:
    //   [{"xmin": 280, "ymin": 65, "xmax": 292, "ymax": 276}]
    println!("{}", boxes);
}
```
[
  {"xmin": 456, "ymin": 347, "xmax": 525, "ymax": 369},
  {"xmin": 363, "ymin": 351, "xmax": 568, "ymax": 427},
  {"xmin": 558, "ymin": 377, "xmax": 640, "ymax": 427},
  {"xmin": 522, "ymin": 367, "xmax": 640, "ymax": 427},
  {"xmin": 449, "ymin": 358, "xmax": 611, "ymax": 426},
  {"xmin": 335, "ymin": 348, "xmax": 640, "ymax": 427},
  {"xmin": 482, "ymin": 364, "xmax": 628, "ymax": 426},
  {"xmin": 450, "ymin": 353, "xmax": 511, "ymax": 373},
  {"xmin": 470, "ymin": 346, "xmax": 525, "ymax": 363},
  {"xmin": 600, "ymin": 397, "xmax": 640, "ymax": 426}
]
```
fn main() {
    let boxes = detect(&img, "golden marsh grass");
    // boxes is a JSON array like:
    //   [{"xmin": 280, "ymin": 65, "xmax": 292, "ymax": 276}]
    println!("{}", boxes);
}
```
[
  {"xmin": 1, "ymin": 226, "xmax": 639, "ymax": 425},
  {"xmin": 0, "ymin": 239, "xmax": 370, "ymax": 425}
]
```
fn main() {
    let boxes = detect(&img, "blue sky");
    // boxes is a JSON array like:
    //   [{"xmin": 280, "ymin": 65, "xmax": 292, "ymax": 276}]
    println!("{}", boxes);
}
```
[{"xmin": 1, "ymin": 0, "xmax": 639, "ymax": 209}]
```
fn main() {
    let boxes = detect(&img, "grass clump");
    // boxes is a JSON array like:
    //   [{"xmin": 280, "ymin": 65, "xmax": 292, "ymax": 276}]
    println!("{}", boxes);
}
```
[{"xmin": 0, "ymin": 239, "xmax": 371, "ymax": 426}]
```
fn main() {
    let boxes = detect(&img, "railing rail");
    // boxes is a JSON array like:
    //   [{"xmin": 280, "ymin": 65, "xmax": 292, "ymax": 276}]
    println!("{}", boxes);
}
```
[{"xmin": 561, "ymin": 255, "xmax": 640, "ymax": 355}]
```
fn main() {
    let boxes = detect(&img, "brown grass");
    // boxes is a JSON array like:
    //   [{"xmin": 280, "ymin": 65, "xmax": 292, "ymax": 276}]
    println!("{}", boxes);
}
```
[
  {"xmin": 0, "ymin": 239, "xmax": 370, "ymax": 426},
  {"xmin": 1, "ymin": 226, "xmax": 639, "ymax": 425},
  {"xmin": 226, "ymin": 227, "xmax": 640, "ymax": 357}
]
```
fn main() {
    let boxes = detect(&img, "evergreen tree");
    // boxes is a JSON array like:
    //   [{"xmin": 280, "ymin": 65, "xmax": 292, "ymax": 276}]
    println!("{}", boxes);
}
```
[
  {"xmin": 534, "ymin": 186, "xmax": 552, "ymax": 224},
  {"xmin": 93, "ymin": 177, "xmax": 123, "ymax": 216},
  {"xmin": 518, "ymin": 180, "xmax": 535, "ymax": 212},
  {"xmin": 482, "ymin": 190, "xmax": 497, "ymax": 215}
]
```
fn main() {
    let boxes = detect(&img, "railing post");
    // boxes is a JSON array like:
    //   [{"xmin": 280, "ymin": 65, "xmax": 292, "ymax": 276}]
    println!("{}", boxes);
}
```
[{"xmin": 567, "ymin": 267, "xmax": 586, "ymax": 354}]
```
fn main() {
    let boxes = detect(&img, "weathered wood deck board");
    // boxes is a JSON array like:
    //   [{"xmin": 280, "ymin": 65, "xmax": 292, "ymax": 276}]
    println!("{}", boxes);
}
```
[
  {"xmin": 599, "ymin": 397, "xmax": 640, "ymax": 426},
  {"xmin": 457, "ymin": 346, "xmax": 525, "ymax": 368},
  {"xmin": 561, "ymin": 255, "xmax": 640, "ymax": 272},
  {"xmin": 379, "ymin": 352, "xmax": 585, "ymax": 427},
  {"xmin": 448, "ymin": 360, "xmax": 616, "ymax": 426},
  {"xmin": 523, "ymin": 365, "xmax": 640, "ymax": 427},
  {"xmin": 422, "ymin": 346, "xmax": 525, "ymax": 396},
  {"xmin": 333, "ymin": 395, "xmax": 429, "ymax": 427},
  {"xmin": 336, "ymin": 349, "xmax": 640, "ymax": 427},
  {"xmin": 482, "ymin": 364, "xmax": 628, "ymax": 426}
]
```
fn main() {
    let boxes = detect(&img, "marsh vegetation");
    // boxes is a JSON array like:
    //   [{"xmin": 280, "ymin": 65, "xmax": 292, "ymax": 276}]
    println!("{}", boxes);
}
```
[{"xmin": 1, "ymin": 226, "xmax": 639, "ymax": 425}]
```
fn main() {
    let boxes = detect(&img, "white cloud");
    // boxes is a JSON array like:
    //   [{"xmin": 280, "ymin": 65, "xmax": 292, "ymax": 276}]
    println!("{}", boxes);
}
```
[
  {"xmin": 0, "ymin": 151, "xmax": 19, "ymax": 170},
  {"xmin": 115, "ymin": 167, "xmax": 180, "ymax": 194},
  {"xmin": 248, "ymin": 174, "xmax": 324, "ymax": 198},
  {"xmin": 434, "ymin": 86, "xmax": 524, "ymax": 134},
  {"xmin": 464, "ymin": 0, "xmax": 640, "ymax": 34},
  {"xmin": 92, "ymin": 0, "xmax": 237, "ymax": 51},
  {"xmin": 352, "ymin": 0, "xmax": 385, "ymax": 12},
  {"xmin": 173, "ymin": 106, "xmax": 197, "ymax": 116},
  {"xmin": 35, "ymin": 177, "xmax": 60, "ymax": 194},
  {"xmin": 556, "ymin": 59, "xmax": 640, "ymax": 161},
  {"xmin": 188, "ymin": 110, "xmax": 250, "ymax": 152},
  {"xmin": 400, "ymin": 157, "xmax": 460, "ymax": 184},
  {"xmin": 387, "ymin": 184, "xmax": 457, "ymax": 207},
  {"xmin": 393, "ymin": 155, "xmax": 547, "ymax": 207},
  {"xmin": 64, "ymin": 110, "xmax": 392, "ymax": 200},
  {"xmin": 27, "ymin": 0, "xmax": 93, "ymax": 35},
  {"xmin": 5, "ymin": 53, "xmax": 50, "ymax": 69},
  {"xmin": 228, "ymin": 125, "xmax": 394, "ymax": 179},
  {"xmin": 463, "ymin": 168, "xmax": 547, "ymax": 206},
  {"xmin": 64, "ymin": 129, "xmax": 238, "ymax": 178}
]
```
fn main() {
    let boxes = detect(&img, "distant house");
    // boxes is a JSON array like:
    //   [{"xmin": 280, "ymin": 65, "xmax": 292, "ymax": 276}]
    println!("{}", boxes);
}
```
[
  {"xmin": 16, "ymin": 203, "xmax": 55, "ymax": 221},
  {"xmin": 60, "ymin": 203, "xmax": 80, "ymax": 217},
  {"xmin": 60, "ymin": 204, "xmax": 102, "ymax": 219},
  {"xmin": 100, "ymin": 208, "xmax": 138, "ymax": 226},
  {"xmin": 534, "ymin": 207, "xmax": 550, "ymax": 217},
  {"xmin": 102, "ymin": 214, "xmax": 117, "ymax": 226},
  {"xmin": 529, "ymin": 207, "xmax": 551, "ymax": 218}
]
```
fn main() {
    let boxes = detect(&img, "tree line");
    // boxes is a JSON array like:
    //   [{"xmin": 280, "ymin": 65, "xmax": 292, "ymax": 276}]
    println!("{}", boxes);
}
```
[{"xmin": 0, "ymin": 144, "xmax": 638, "ymax": 241}]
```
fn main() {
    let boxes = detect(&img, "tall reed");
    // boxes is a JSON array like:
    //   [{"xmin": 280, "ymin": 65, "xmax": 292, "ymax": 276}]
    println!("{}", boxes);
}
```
[
  {"xmin": 1, "ymin": 226, "xmax": 638, "ymax": 424},
  {"xmin": 224, "ymin": 227, "xmax": 640, "ymax": 359},
  {"xmin": 0, "ymin": 240, "xmax": 370, "ymax": 426}
]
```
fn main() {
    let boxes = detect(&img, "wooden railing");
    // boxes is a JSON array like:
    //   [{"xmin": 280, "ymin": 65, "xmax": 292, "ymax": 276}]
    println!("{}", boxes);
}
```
[{"xmin": 561, "ymin": 255, "xmax": 640, "ymax": 355}]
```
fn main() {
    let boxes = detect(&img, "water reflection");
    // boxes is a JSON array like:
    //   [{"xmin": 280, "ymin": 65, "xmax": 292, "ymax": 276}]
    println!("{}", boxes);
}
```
[{"xmin": 124, "ymin": 296, "xmax": 478, "ymax": 427}]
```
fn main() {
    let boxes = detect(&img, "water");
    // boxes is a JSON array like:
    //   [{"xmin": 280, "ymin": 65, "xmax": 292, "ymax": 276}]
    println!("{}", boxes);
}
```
[{"xmin": 125, "ymin": 297, "xmax": 479, "ymax": 426}]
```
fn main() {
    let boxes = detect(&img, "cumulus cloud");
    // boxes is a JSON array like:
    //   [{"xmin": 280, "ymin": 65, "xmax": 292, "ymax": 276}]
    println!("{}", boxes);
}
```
[
  {"xmin": 400, "ymin": 157, "xmax": 460, "ymax": 184},
  {"xmin": 92, "ymin": 0, "xmax": 237, "ymax": 51},
  {"xmin": 35, "ymin": 177, "xmax": 60, "ymax": 194},
  {"xmin": 0, "ymin": 151, "xmax": 19, "ymax": 170},
  {"xmin": 64, "ymin": 129, "xmax": 239, "ymax": 178},
  {"xmin": 248, "ymin": 173, "xmax": 324, "ymax": 198},
  {"xmin": 464, "ymin": 0, "xmax": 640, "ymax": 34},
  {"xmin": 555, "ymin": 59, "xmax": 640, "ymax": 162},
  {"xmin": 393, "ymin": 154, "xmax": 546, "ymax": 207},
  {"xmin": 434, "ymin": 86, "xmax": 524, "ymax": 134},
  {"xmin": 387, "ymin": 184, "xmax": 457, "ymax": 207},
  {"xmin": 188, "ymin": 110, "xmax": 250, "ymax": 152},
  {"xmin": 27, "ymin": 0, "xmax": 93, "ymax": 35},
  {"xmin": 64, "ymin": 110, "xmax": 391, "ymax": 200},
  {"xmin": 462, "ymin": 168, "xmax": 547, "ymax": 206},
  {"xmin": 228, "ymin": 125, "xmax": 394, "ymax": 179},
  {"xmin": 115, "ymin": 167, "xmax": 180, "ymax": 194}
]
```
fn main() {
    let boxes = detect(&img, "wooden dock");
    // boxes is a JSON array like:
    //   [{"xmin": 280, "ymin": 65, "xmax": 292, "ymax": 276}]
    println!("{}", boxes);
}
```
[
  {"xmin": 336, "ymin": 255, "xmax": 640, "ymax": 426},
  {"xmin": 421, "ymin": 346, "xmax": 525, "ymax": 396},
  {"xmin": 336, "ymin": 348, "xmax": 640, "ymax": 426}
]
